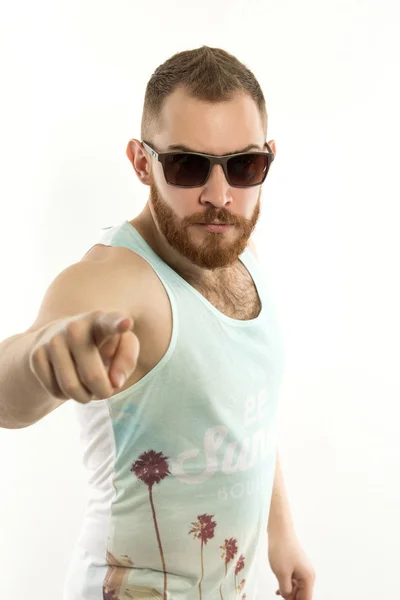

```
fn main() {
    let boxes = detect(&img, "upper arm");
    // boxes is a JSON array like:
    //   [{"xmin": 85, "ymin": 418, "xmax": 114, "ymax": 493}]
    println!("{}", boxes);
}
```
[{"xmin": 25, "ymin": 251, "xmax": 144, "ymax": 335}]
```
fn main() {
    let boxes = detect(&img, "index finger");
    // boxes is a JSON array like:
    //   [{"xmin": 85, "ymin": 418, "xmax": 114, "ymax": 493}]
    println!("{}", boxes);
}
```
[{"xmin": 93, "ymin": 312, "xmax": 134, "ymax": 347}]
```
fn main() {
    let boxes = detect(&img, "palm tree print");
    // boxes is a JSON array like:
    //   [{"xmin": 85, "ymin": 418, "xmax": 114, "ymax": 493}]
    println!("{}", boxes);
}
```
[
  {"xmin": 103, "ymin": 590, "xmax": 119, "ymax": 600},
  {"xmin": 189, "ymin": 513, "xmax": 217, "ymax": 600},
  {"xmin": 131, "ymin": 450, "xmax": 171, "ymax": 600},
  {"xmin": 219, "ymin": 538, "xmax": 238, "ymax": 600},
  {"xmin": 234, "ymin": 554, "xmax": 245, "ymax": 594},
  {"xmin": 237, "ymin": 578, "xmax": 247, "ymax": 595}
]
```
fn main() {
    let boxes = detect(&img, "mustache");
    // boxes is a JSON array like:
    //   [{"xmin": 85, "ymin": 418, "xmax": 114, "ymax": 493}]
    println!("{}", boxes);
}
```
[{"xmin": 187, "ymin": 213, "xmax": 238, "ymax": 226}]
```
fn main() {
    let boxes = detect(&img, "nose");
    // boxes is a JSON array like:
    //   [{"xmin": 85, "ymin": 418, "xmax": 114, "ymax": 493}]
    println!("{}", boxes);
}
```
[{"xmin": 200, "ymin": 164, "xmax": 231, "ymax": 207}]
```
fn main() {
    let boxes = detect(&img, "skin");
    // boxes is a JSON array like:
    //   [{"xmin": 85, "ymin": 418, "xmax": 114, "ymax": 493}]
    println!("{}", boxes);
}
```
[{"xmin": 125, "ymin": 86, "xmax": 277, "ymax": 287}]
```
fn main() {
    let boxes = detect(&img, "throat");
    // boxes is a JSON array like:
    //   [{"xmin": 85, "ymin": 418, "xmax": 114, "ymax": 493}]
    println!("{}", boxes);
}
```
[
  {"xmin": 184, "ymin": 260, "xmax": 242, "ymax": 291},
  {"xmin": 189, "ymin": 261, "xmax": 261, "ymax": 321}
]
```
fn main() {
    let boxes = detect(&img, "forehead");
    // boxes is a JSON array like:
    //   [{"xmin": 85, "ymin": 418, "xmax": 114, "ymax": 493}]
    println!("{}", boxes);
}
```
[{"xmin": 154, "ymin": 87, "xmax": 265, "ymax": 154}]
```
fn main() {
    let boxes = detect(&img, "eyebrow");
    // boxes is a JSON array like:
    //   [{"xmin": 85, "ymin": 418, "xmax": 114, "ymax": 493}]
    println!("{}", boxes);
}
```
[{"xmin": 166, "ymin": 143, "xmax": 264, "ymax": 156}]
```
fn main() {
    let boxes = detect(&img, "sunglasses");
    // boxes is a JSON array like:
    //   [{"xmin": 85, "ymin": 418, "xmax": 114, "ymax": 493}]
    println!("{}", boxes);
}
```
[{"xmin": 141, "ymin": 140, "xmax": 275, "ymax": 188}]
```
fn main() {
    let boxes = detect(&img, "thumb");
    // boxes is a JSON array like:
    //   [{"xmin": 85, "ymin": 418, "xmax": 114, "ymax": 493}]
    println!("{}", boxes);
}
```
[
  {"xmin": 108, "ymin": 328, "xmax": 140, "ymax": 389},
  {"xmin": 276, "ymin": 576, "xmax": 294, "ymax": 598}
]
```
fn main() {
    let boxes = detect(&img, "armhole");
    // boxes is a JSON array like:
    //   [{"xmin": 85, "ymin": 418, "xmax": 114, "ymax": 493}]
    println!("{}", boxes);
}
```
[{"xmin": 80, "ymin": 243, "xmax": 111, "ymax": 262}]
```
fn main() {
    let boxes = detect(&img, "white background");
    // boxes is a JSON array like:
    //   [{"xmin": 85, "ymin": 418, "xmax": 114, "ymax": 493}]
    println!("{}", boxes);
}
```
[{"xmin": 1, "ymin": 1, "xmax": 399, "ymax": 599}]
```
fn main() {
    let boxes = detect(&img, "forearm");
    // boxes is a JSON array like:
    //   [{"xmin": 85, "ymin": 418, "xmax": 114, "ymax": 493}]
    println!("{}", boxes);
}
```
[
  {"xmin": 267, "ymin": 452, "xmax": 296, "ymax": 538},
  {"xmin": 0, "ymin": 330, "xmax": 62, "ymax": 429}
]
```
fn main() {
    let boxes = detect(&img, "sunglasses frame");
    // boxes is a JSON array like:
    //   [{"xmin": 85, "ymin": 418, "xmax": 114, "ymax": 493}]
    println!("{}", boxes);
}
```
[{"xmin": 141, "ymin": 140, "xmax": 275, "ymax": 188}]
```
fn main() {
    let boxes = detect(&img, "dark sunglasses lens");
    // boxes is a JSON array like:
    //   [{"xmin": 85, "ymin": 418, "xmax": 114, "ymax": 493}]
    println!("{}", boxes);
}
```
[
  {"xmin": 227, "ymin": 154, "xmax": 269, "ymax": 186},
  {"xmin": 164, "ymin": 153, "xmax": 210, "ymax": 186}
]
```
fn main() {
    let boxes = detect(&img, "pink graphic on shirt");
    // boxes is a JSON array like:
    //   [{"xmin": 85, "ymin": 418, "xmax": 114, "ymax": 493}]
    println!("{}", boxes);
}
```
[
  {"xmin": 131, "ymin": 450, "xmax": 171, "ymax": 600},
  {"xmin": 219, "ymin": 538, "xmax": 238, "ymax": 599},
  {"xmin": 189, "ymin": 513, "xmax": 217, "ymax": 600},
  {"xmin": 234, "ymin": 553, "xmax": 246, "ymax": 594}
]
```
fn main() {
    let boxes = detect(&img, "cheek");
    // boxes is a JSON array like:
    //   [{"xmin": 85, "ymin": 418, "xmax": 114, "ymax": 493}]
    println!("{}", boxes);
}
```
[
  {"xmin": 233, "ymin": 190, "xmax": 259, "ymax": 215},
  {"xmin": 172, "ymin": 191, "xmax": 202, "ymax": 220},
  {"xmin": 157, "ymin": 186, "xmax": 196, "ymax": 223}
]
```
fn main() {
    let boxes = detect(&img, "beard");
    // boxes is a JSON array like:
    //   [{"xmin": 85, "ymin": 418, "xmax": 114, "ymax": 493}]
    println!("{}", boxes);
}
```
[{"xmin": 149, "ymin": 173, "xmax": 261, "ymax": 271}]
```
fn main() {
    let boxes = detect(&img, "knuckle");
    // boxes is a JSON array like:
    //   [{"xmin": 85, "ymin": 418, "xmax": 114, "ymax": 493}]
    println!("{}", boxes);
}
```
[
  {"xmin": 61, "ymin": 379, "xmax": 79, "ymax": 396},
  {"xmin": 83, "ymin": 370, "xmax": 104, "ymax": 386},
  {"xmin": 65, "ymin": 320, "xmax": 85, "ymax": 342},
  {"xmin": 30, "ymin": 348, "xmax": 49, "ymax": 377},
  {"xmin": 47, "ymin": 334, "xmax": 63, "ymax": 351},
  {"xmin": 30, "ymin": 345, "xmax": 45, "ymax": 366}
]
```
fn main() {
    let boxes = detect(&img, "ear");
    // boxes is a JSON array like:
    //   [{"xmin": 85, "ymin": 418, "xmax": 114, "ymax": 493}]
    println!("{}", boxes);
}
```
[
  {"xmin": 126, "ymin": 139, "xmax": 152, "ymax": 186},
  {"xmin": 266, "ymin": 139, "xmax": 276, "ymax": 156}
]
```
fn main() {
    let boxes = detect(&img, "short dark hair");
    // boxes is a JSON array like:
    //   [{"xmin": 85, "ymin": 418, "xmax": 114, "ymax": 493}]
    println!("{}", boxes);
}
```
[{"xmin": 140, "ymin": 45, "xmax": 268, "ymax": 144}]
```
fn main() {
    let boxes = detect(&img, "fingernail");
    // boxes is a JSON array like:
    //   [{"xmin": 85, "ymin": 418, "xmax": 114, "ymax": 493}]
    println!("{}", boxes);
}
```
[{"xmin": 116, "ymin": 373, "xmax": 125, "ymax": 387}]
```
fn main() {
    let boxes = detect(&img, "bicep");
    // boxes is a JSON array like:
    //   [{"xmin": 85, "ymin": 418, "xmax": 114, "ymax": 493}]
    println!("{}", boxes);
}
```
[{"xmin": 25, "ymin": 261, "xmax": 133, "ymax": 335}]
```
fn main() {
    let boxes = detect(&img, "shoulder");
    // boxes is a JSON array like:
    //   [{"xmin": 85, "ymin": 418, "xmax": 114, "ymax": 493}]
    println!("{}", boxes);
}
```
[
  {"xmin": 79, "ymin": 243, "xmax": 153, "ymax": 319},
  {"xmin": 81, "ymin": 243, "xmax": 151, "ymax": 273}
]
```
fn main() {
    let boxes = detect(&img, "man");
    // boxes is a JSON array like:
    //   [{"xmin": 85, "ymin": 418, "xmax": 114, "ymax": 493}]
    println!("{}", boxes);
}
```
[{"xmin": 0, "ymin": 46, "xmax": 315, "ymax": 599}]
